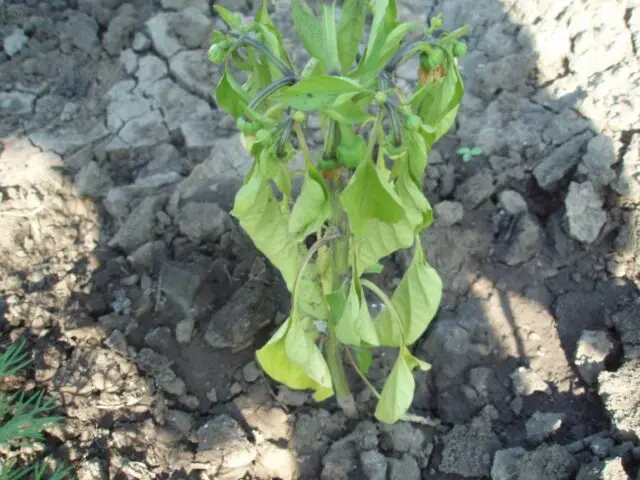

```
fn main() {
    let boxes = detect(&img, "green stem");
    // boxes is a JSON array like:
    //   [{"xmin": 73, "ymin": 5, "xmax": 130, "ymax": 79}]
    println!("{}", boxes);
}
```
[
  {"xmin": 248, "ymin": 76, "xmax": 297, "ymax": 110},
  {"xmin": 345, "ymin": 348, "xmax": 381, "ymax": 400},
  {"xmin": 235, "ymin": 34, "xmax": 296, "ymax": 78},
  {"xmin": 361, "ymin": 279, "xmax": 407, "ymax": 342},
  {"xmin": 293, "ymin": 122, "xmax": 313, "ymax": 168}
]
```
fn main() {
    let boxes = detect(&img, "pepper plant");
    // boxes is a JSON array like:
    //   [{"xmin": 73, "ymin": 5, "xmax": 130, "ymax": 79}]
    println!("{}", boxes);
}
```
[{"xmin": 209, "ymin": 0, "xmax": 468, "ymax": 424}]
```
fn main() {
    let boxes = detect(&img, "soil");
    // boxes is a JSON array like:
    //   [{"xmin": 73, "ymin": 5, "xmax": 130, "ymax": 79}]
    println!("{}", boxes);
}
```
[{"xmin": 0, "ymin": 0, "xmax": 639, "ymax": 479}]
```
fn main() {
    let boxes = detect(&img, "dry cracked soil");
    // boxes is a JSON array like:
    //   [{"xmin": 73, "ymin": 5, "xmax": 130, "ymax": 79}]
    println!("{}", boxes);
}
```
[{"xmin": 1, "ymin": 0, "xmax": 639, "ymax": 478}]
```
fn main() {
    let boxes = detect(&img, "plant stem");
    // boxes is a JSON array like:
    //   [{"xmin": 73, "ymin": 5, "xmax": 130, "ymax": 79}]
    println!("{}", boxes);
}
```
[
  {"xmin": 248, "ymin": 76, "xmax": 297, "ymax": 110},
  {"xmin": 345, "ymin": 348, "xmax": 381, "ymax": 399},
  {"xmin": 325, "ymin": 330, "xmax": 357, "ymax": 417},
  {"xmin": 234, "ymin": 34, "xmax": 296, "ymax": 78},
  {"xmin": 293, "ymin": 122, "xmax": 312, "ymax": 167}
]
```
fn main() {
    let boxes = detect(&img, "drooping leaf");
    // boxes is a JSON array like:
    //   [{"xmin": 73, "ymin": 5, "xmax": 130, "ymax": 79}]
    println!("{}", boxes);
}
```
[
  {"xmin": 374, "ymin": 239, "xmax": 442, "ymax": 347},
  {"xmin": 405, "ymin": 129, "xmax": 428, "ymax": 181},
  {"xmin": 255, "ymin": 24, "xmax": 293, "ymax": 80},
  {"xmin": 377, "ymin": 22, "xmax": 421, "ymax": 69},
  {"xmin": 321, "ymin": 3, "xmax": 340, "ymax": 72},
  {"xmin": 297, "ymin": 266, "xmax": 330, "ymax": 320},
  {"xmin": 256, "ymin": 317, "xmax": 333, "ymax": 401},
  {"xmin": 356, "ymin": 348, "xmax": 373, "ymax": 374},
  {"xmin": 374, "ymin": 346, "xmax": 430, "ymax": 424},
  {"xmin": 340, "ymin": 159, "xmax": 405, "ymax": 236},
  {"xmin": 231, "ymin": 171, "xmax": 301, "ymax": 291},
  {"xmin": 273, "ymin": 76, "xmax": 365, "ymax": 111},
  {"xmin": 365, "ymin": 0, "xmax": 397, "ymax": 65},
  {"xmin": 284, "ymin": 315, "xmax": 334, "ymax": 397},
  {"xmin": 352, "ymin": 217, "xmax": 414, "ymax": 273},
  {"xmin": 215, "ymin": 70, "xmax": 249, "ymax": 119},
  {"xmin": 337, "ymin": 0, "xmax": 368, "ymax": 73},
  {"xmin": 289, "ymin": 169, "xmax": 331, "ymax": 241},
  {"xmin": 214, "ymin": 6, "xmax": 243, "ymax": 29},
  {"xmin": 292, "ymin": 0, "xmax": 325, "ymax": 64},
  {"xmin": 336, "ymin": 276, "xmax": 380, "ymax": 346},
  {"xmin": 322, "ymin": 101, "xmax": 370, "ymax": 125},
  {"xmin": 395, "ymin": 164, "xmax": 433, "ymax": 231},
  {"xmin": 326, "ymin": 287, "xmax": 347, "ymax": 326}
]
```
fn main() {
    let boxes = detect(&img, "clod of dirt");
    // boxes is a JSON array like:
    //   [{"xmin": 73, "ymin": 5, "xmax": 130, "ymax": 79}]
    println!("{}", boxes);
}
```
[
  {"xmin": 598, "ymin": 359, "xmax": 640, "ymax": 440},
  {"xmin": 564, "ymin": 181, "xmax": 608, "ymax": 244},
  {"xmin": 387, "ymin": 454, "xmax": 421, "ymax": 480},
  {"xmin": 434, "ymin": 201, "xmax": 464, "ymax": 227},
  {"xmin": 611, "ymin": 303, "xmax": 640, "ymax": 360},
  {"xmin": 510, "ymin": 366, "xmax": 551, "ymax": 396},
  {"xmin": 574, "ymin": 330, "xmax": 615, "ymax": 384},
  {"xmin": 360, "ymin": 450, "xmax": 388, "ymax": 480},
  {"xmin": 525, "ymin": 411, "xmax": 564, "ymax": 444},
  {"xmin": 518, "ymin": 444, "xmax": 578, "ymax": 480},
  {"xmin": 196, "ymin": 414, "xmax": 256, "ymax": 471},
  {"xmin": 492, "ymin": 447, "xmax": 526, "ymax": 480},
  {"xmin": 176, "ymin": 201, "xmax": 233, "ymax": 244}
]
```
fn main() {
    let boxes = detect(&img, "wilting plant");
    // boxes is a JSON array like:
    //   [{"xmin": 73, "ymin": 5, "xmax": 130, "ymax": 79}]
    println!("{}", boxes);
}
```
[{"xmin": 209, "ymin": 0, "xmax": 468, "ymax": 423}]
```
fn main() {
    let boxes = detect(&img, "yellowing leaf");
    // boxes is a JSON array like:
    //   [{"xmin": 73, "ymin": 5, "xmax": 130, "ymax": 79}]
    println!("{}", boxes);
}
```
[
  {"xmin": 374, "ymin": 346, "xmax": 431, "ymax": 424},
  {"xmin": 336, "ymin": 277, "xmax": 380, "ymax": 346},
  {"xmin": 289, "ymin": 170, "xmax": 331, "ymax": 241},
  {"xmin": 256, "ymin": 317, "xmax": 333, "ymax": 401},
  {"xmin": 231, "ymin": 171, "xmax": 300, "ymax": 291},
  {"xmin": 274, "ymin": 76, "xmax": 365, "ymax": 111},
  {"xmin": 340, "ymin": 159, "xmax": 405, "ymax": 236},
  {"xmin": 374, "ymin": 239, "xmax": 442, "ymax": 347}
]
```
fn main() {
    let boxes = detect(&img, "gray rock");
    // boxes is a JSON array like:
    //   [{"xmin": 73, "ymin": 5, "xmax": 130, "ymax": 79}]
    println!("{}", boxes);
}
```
[
  {"xmin": 3, "ymin": 28, "xmax": 28, "ymax": 57},
  {"xmin": 104, "ymin": 330, "xmax": 128, "ymax": 355},
  {"xmin": 360, "ymin": 451, "xmax": 387, "ymax": 480},
  {"xmin": 175, "ymin": 317, "xmax": 195, "ymax": 345},
  {"xmin": 170, "ymin": 50, "xmax": 218, "ymax": 102},
  {"xmin": 127, "ymin": 240, "xmax": 169, "ymax": 271},
  {"xmin": 132, "ymin": 32, "xmax": 151, "ymax": 52},
  {"xmin": 468, "ymin": 367, "xmax": 511, "ymax": 408},
  {"xmin": 117, "ymin": 109, "xmax": 171, "ymax": 148},
  {"xmin": 277, "ymin": 386, "xmax": 308, "ymax": 407},
  {"xmin": 388, "ymin": 454, "xmax": 420, "ymax": 480},
  {"xmin": 29, "ymin": 122, "xmax": 111, "ymax": 157},
  {"xmin": 455, "ymin": 170, "xmax": 495, "ymax": 209},
  {"xmin": 75, "ymin": 161, "xmax": 112, "ymax": 198},
  {"xmin": 496, "ymin": 213, "xmax": 542, "ymax": 266},
  {"xmin": 574, "ymin": 330, "xmax": 614, "ymax": 385},
  {"xmin": 580, "ymin": 135, "xmax": 616, "ymax": 187},
  {"xmin": 525, "ymin": 411, "xmax": 564, "ymax": 443},
  {"xmin": 177, "ymin": 202, "xmax": 233, "ymax": 244},
  {"xmin": 421, "ymin": 319, "xmax": 474, "ymax": 382},
  {"xmin": 510, "ymin": 367, "xmax": 550, "ymax": 396},
  {"xmin": 563, "ymin": 181, "xmax": 607, "ymax": 244},
  {"xmin": 381, "ymin": 422, "xmax": 424, "ymax": 457},
  {"xmin": 533, "ymin": 132, "xmax": 592, "ymax": 191},
  {"xmin": 473, "ymin": 53, "xmax": 536, "ymax": 99},
  {"xmin": 242, "ymin": 361, "xmax": 261, "ymax": 383},
  {"xmin": 612, "ymin": 133, "xmax": 640, "ymax": 202},
  {"xmin": 598, "ymin": 359, "xmax": 640, "ymax": 439},
  {"xmin": 134, "ymin": 55, "xmax": 168, "ymax": 93},
  {"xmin": 320, "ymin": 438, "xmax": 358, "ymax": 480},
  {"xmin": 107, "ymin": 93, "xmax": 155, "ymax": 132},
  {"xmin": 498, "ymin": 190, "xmax": 527, "ymax": 215},
  {"xmin": 119, "ymin": 49, "xmax": 138, "ymax": 75},
  {"xmin": 166, "ymin": 409, "xmax": 193, "ymax": 436},
  {"xmin": 103, "ymin": 14, "xmax": 137, "ymax": 56},
  {"xmin": 438, "ymin": 164, "xmax": 456, "ymax": 197},
  {"xmin": 491, "ymin": 447, "xmax": 526, "ymax": 480},
  {"xmin": 434, "ymin": 201, "xmax": 464, "ymax": 227},
  {"xmin": 518, "ymin": 445, "xmax": 577, "ymax": 480},
  {"xmin": 65, "ymin": 12, "xmax": 100, "ymax": 53},
  {"xmin": 144, "ymin": 326, "xmax": 172, "ymax": 350},
  {"xmin": 205, "ymin": 281, "xmax": 277, "ymax": 351},
  {"xmin": 109, "ymin": 196, "xmax": 164, "ymax": 253},
  {"xmin": 169, "ymin": 7, "xmax": 212, "ymax": 49},
  {"xmin": 160, "ymin": 261, "xmax": 207, "ymax": 315},
  {"xmin": 590, "ymin": 436, "xmax": 614, "ymax": 458},
  {"xmin": 439, "ymin": 414, "xmax": 501, "ymax": 477},
  {"xmin": 196, "ymin": 414, "xmax": 257, "ymax": 468},
  {"xmin": 154, "ymin": 365, "xmax": 187, "ymax": 396},
  {"xmin": 145, "ymin": 78, "xmax": 212, "ymax": 135},
  {"xmin": 77, "ymin": 0, "xmax": 113, "ymax": 27},
  {"xmin": 146, "ymin": 12, "xmax": 182, "ymax": 59},
  {"xmin": 179, "ymin": 114, "xmax": 219, "ymax": 161},
  {"xmin": 0, "ymin": 91, "xmax": 36, "ymax": 115},
  {"xmin": 542, "ymin": 108, "xmax": 593, "ymax": 146},
  {"xmin": 611, "ymin": 304, "xmax": 640, "ymax": 360}
]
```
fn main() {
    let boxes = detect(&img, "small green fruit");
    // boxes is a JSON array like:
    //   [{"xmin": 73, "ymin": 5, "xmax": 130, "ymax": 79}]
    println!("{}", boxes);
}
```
[
  {"xmin": 405, "ymin": 115, "xmax": 422, "ymax": 132},
  {"xmin": 374, "ymin": 92, "xmax": 388, "ymax": 105},
  {"xmin": 317, "ymin": 158, "xmax": 338, "ymax": 170},
  {"xmin": 421, "ymin": 48, "xmax": 445, "ymax": 70},
  {"xmin": 293, "ymin": 111, "xmax": 306, "ymax": 123},
  {"xmin": 452, "ymin": 41, "xmax": 468, "ymax": 57},
  {"xmin": 236, "ymin": 117, "xmax": 259, "ymax": 135},
  {"xmin": 337, "ymin": 140, "xmax": 366, "ymax": 169},
  {"xmin": 208, "ymin": 43, "xmax": 228, "ymax": 64}
]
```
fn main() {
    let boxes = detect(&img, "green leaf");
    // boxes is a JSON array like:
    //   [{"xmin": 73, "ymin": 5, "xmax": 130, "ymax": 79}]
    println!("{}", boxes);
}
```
[
  {"xmin": 395, "ymin": 164, "xmax": 433, "ymax": 231},
  {"xmin": 292, "ymin": 0, "xmax": 325, "ymax": 64},
  {"xmin": 365, "ymin": 0, "xmax": 397, "ymax": 66},
  {"xmin": 256, "ymin": 24, "xmax": 293, "ymax": 80},
  {"xmin": 456, "ymin": 147, "xmax": 470, "ymax": 155},
  {"xmin": 374, "ymin": 346, "xmax": 430, "ymax": 424},
  {"xmin": 214, "ymin": 6, "xmax": 243, "ymax": 29},
  {"xmin": 256, "ymin": 317, "xmax": 333, "ymax": 401},
  {"xmin": 470, "ymin": 147, "xmax": 483, "ymax": 155},
  {"xmin": 335, "ymin": 277, "xmax": 380, "ymax": 346},
  {"xmin": 326, "ymin": 288, "xmax": 347, "ymax": 325},
  {"xmin": 216, "ymin": 70, "xmax": 249, "ymax": 119},
  {"xmin": 323, "ymin": 100, "xmax": 370, "ymax": 125},
  {"xmin": 406, "ymin": 129, "xmax": 428, "ymax": 180},
  {"xmin": 356, "ymin": 348, "xmax": 373, "ymax": 374},
  {"xmin": 337, "ymin": 0, "xmax": 368, "ymax": 73},
  {"xmin": 364, "ymin": 263, "xmax": 384, "ymax": 275},
  {"xmin": 274, "ymin": 76, "xmax": 365, "ymax": 111},
  {"xmin": 289, "ymin": 169, "xmax": 331, "ymax": 242},
  {"xmin": 374, "ymin": 239, "xmax": 442, "ymax": 347},
  {"xmin": 340, "ymin": 159, "xmax": 405, "ymax": 236},
  {"xmin": 231, "ymin": 171, "xmax": 301, "ymax": 291},
  {"xmin": 322, "ymin": 3, "xmax": 340, "ymax": 72},
  {"xmin": 378, "ymin": 22, "xmax": 421, "ymax": 68}
]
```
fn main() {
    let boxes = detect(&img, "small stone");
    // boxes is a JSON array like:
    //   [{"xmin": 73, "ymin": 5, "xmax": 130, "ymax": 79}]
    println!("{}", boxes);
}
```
[
  {"xmin": 611, "ymin": 304, "xmax": 640, "ymax": 360},
  {"xmin": 155, "ymin": 366, "xmax": 186, "ymax": 396},
  {"xmin": 277, "ymin": 386, "xmax": 308, "ymax": 407},
  {"xmin": 119, "ymin": 49, "xmax": 138, "ymax": 75},
  {"xmin": 574, "ymin": 330, "xmax": 614, "ymax": 385},
  {"xmin": 381, "ymin": 422, "xmax": 425, "ymax": 457},
  {"xmin": 525, "ymin": 411, "xmax": 564, "ymax": 443},
  {"xmin": 518, "ymin": 445, "xmax": 578, "ymax": 480},
  {"xmin": 360, "ymin": 451, "xmax": 387, "ymax": 480},
  {"xmin": 230, "ymin": 382, "xmax": 243, "ymax": 395},
  {"xmin": 104, "ymin": 330, "xmax": 128, "ymax": 355},
  {"xmin": 103, "ymin": 14, "xmax": 137, "ymax": 56},
  {"xmin": 145, "ymin": 12, "xmax": 182, "ymax": 59},
  {"xmin": 491, "ymin": 447, "xmax": 526, "ymax": 480},
  {"xmin": 75, "ymin": 161, "xmax": 112, "ymax": 198},
  {"xmin": 564, "ymin": 181, "xmax": 607, "ymax": 244},
  {"xmin": 3, "ymin": 28, "xmax": 28, "ymax": 57},
  {"xmin": 109, "ymin": 196, "xmax": 164, "ymax": 253},
  {"xmin": 169, "ymin": 6, "xmax": 211, "ymax": 49},
  {"xmin": 242, "ymin": 361, "xmax": 261, "ymax": 383},
  {"xmin": 160, "ymin": 261, "xmax": 207, "ymax": 315},
  {"xmin": 498, "ymin": 190, "xmax": 528, "ymax": 214},
  {"xmin": 132, "ymin": 32, "xmax": 151, "ymax": 52},
  {"xmin": 387, "ymin": 454, "xmax": 420, "ymax": 480},
  {"xmin": 0, "ymin": 91, "xmax": 36, "ymax": 115},
  {"xmin": 510, "ymin": 396, "xmax": 523, "ymax": 415},
  {"xmin": 177, "ymin": 202, "xmax": 233, "ymax": 244},
  {"xmin": 533, "ymin": 132, "xmax": 592, "ymax": 191},
  {"xmin": 580, "ymin": 135, "xmax": 616, "ymax": 187},
  {"xmin": 510, "ymin": 367, "xmax": 551, "ymax": 396},
  {"xmin": 127, "ymin": 240, "xmax": 169, "ymax": 272},
  {"xmin": 455, "ymin": 170, "xmax": 495, "ymax": 209},
  {"xmin": 196, "ymin": 414, "xmax": 257, "ymax": 468},
  {"xmin": 166, "ymin": 409, "xmax": 193, "ymax": 436},
  {"xmin": 496, "ymin": 213, "xmax": 543, "ymax": 266},
  {"xmin": 144, "ymin": 326, "xmax": 172, "ymax": 350},
  {"xmin": 589, "ymin": 436, "xmax": 614, "ymax": 458},
  {"xmin": 434, "ymin": 201, "xmax": 464, "ymax": 227},
  {"xmin": 256, "ymin": 443, "xmax": 298, "ymax": 480},
  {"xmin": 175, "ymin": 317, "xmax": 195, "ymax": 344},
  {"xmin": 206, "ymin": 387, "xmax": 218, "ymax": 403}
]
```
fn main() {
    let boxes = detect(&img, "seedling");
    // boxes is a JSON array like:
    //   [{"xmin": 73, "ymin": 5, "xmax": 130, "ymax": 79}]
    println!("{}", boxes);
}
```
[
  {"xmin": 210, "ymin": 0, "xmax": 468, "ymax": 423},
  {"xmin": 457, "ymin": 146, "xmax": 483, "ymax": 163}
]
